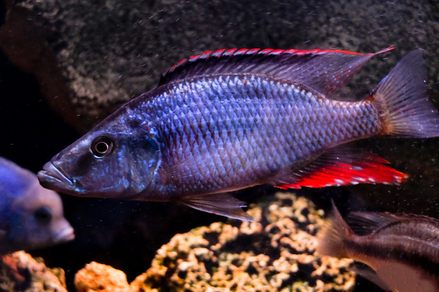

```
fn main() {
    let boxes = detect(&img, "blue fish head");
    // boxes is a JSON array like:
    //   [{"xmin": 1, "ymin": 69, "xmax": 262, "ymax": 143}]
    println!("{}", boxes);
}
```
[
  {"xmin": 0, "ymin": 157, "xmax": 74, "ymax": 253},
  {"xmin": 5, "ymin": 184, "xmax": 75, "ymax": 253},
  {"xmin": 38, "ymin": 120, "xmax": 163, "ymax": 200}
]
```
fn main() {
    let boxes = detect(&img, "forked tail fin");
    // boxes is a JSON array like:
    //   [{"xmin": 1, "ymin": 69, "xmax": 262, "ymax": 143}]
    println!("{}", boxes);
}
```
[{"xmin": 372, "ymin": 50, "xmax": 439, "ymax": 137}]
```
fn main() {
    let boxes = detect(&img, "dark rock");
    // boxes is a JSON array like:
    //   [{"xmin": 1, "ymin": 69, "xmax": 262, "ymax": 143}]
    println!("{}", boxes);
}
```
[{"xmin": 1, "ymin": 0, "xmax": 438, "ymax": 131}]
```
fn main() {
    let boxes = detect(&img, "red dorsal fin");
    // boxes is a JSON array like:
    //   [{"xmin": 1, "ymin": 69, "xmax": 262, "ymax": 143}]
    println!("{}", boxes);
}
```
[
  {"xmin": 159, "ymin": 47, "xmax": 394, "ymax": 96},
  {"xmin": 269, "ymin": 149, "xmax": 408, "ymax": 189}
]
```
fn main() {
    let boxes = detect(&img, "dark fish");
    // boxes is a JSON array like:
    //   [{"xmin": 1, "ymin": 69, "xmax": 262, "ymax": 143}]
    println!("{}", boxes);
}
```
[
  {"xmin": 38, "ymin": 48, "xmax": 439, "ymax": 220},
  {"xmin": 317, "ymin": 203, "xmax": 439, "ymax": 292},
  {"xmin": 0, "ymin": 157, "xmax": 74, "ymax": 253}
]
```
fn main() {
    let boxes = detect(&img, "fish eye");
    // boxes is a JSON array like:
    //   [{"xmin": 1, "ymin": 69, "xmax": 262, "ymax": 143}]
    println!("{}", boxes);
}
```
[
  {"xmin": 34, "ymin": 207, "xmax": 52, "ymax": 223},
  {"xmin": 91, "ymin": 136, "xmax": 114, "ymax": 158}
]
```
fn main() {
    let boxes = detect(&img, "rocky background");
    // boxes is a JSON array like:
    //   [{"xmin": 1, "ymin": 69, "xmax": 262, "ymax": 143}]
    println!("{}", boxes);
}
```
[
  {"xmin": 1, "ymin": 0, "xmax": 439, "ymax": 131},
  {"xmin": 0, "ymin": 0, "xmax": 438, "ymax": 291},
  {"xmin": 2, "ymin": 193, "xmax": 371, "ymax": 292}
]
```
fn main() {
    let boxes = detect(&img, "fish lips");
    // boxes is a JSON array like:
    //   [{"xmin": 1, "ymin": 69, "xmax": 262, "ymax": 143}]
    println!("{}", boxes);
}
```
[
  {"xmin": 38, "ymin": 162, "xmax": 75, "ymax": 194},
  {"xmin": 55, "ymin": 226, "xmax": 75, "ymax": 243}
]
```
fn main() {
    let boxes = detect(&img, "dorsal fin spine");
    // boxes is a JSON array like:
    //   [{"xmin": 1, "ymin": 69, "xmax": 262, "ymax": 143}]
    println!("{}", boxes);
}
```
[
  {"xmin": 224, "ymin": 48, "xmax": 237, "ymax": 56},
  {"xmin": 163, "ymin": 47, "xmax": 384, "ymax": 75},
  {"xmin": 212, "ymin": 49, "xmax": 225, "ymax": 57},
  {"xmin": 259, "ymin": 48, "xmax": 272, "ymax": 54},
  {"xmin": 164, "ymin": 47, "xmax": 386, "ymax": 76},
  {"xmin": 201, "ymin": 51, "xmax": 212, "ymax": 58},
  {"xmin": 235, "ymin": 48, "xmax": 248, "ymax": 55},
  {"xmin": 159, "ymin": 47, "xmax": 394, "ymax": 94},
  {"xmin": 247, "ymin": 48, "xmax": 260, "ymax": 54},
  {"xmin": 269, "ymin": 49, "xmax": 284, "ymax": 55}
]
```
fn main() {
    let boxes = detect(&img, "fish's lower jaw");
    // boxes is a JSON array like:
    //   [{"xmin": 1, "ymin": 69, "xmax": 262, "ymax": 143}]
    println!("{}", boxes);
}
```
[
  {"xmin": 55, "ymin": 226, "xmax": 75, "ymax": 243},
  {"xmin": 37, "ymin": 162, "xmax": 75, "ymax": 193}
]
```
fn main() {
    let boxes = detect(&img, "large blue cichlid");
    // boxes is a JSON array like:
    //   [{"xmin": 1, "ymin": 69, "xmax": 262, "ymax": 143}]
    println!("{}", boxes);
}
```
[
  {"xmin": 38, "ymin": 48, "xmax": 439, "ymax": 221},
  {"xmin": 0, "ymin": 157, "xmax": 74, "ymax": 253}
]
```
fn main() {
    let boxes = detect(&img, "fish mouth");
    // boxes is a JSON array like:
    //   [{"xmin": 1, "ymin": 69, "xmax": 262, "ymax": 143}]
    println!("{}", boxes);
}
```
[
  {"xmin": 37, "ymin": 162, "xmax": 75, "ymax": 193},
  {"xmin": 55, "ymin": 226, "xmax": 75, "ymax": 243}
]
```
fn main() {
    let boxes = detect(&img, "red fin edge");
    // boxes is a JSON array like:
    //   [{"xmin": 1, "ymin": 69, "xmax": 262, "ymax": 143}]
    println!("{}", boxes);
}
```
[
  {"xmin": 164, "ymin": 46, "xmax": 395, "ymax": 76},
  {"xmin": 277, "ymin": 155, "xmax": 408, "ymax": 189}
]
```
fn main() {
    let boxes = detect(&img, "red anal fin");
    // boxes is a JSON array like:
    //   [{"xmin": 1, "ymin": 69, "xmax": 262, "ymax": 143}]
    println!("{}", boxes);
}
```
[{"xmin": 274, "ymin": 152, "xmax": 408, "ymax": 189}]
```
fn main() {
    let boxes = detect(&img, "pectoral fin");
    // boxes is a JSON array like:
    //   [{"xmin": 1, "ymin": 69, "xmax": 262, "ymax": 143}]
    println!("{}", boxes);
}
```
[{"xmin": 180, "ymin": 193, "xmax": 253, "ymax": 221}]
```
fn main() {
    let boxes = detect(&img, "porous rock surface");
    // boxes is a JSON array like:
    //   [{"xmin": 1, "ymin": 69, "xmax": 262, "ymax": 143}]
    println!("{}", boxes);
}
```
[
  {"xmin": 0, "ymin": 0, "xmax": 438, "ymax": 131},
  {"xmin": 74, "ymin": 261, "xmax": 130, "ymax": 292},
  {"xmin": 0, "ymin": 251, "xmax": 67, "ymax": 292},
  {"xmin": 128, "ymin": 192, "xmax": 355, "ymax": 292}
]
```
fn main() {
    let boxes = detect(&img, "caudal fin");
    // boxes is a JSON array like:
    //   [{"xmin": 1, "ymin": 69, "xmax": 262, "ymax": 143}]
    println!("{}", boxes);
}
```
[
  {"xmin": 316, "ymin": 201, "xmax": 352, "ymax": 258},
  {"xmin": 373, "ymin": 50, "xmax": 439, "ymax": 138}
]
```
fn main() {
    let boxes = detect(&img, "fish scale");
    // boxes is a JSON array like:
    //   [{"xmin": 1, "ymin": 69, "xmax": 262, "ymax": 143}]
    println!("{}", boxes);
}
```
[
  {"xmin": 38, "ymin": 48, "xmax": 439, "ymax": 220},
  {"xmin": 126, "ymin": 74, "xmax": 382, "ymax": 196}
]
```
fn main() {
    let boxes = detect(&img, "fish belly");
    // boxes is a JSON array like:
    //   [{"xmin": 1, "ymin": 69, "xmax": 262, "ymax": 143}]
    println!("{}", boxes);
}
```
[{"xmin": 139, "ymin": 74, "xmax": 381, "ymax": 196}]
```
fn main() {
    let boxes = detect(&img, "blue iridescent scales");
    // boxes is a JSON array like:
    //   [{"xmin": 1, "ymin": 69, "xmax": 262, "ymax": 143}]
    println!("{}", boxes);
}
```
[
  {"xmin": 38, "ymin": 47, "xmax": 439, "ymax": 220},
  {"xmin": 131, "ymin": 74, "xmax": 381, "ymax": 196}
]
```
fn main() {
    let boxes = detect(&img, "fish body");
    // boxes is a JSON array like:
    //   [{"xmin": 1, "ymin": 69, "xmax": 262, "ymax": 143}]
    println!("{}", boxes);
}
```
[
  {"xmin": 317, "ymin": 204, "xmax": 439, "ymax": 292},
  {"xmin": 0, "ymin": 157, "xmax": 74, "ymax": 253},
  {"xmin": 38, "ymin": 48, "xmax": 439, "ymax": 220}
]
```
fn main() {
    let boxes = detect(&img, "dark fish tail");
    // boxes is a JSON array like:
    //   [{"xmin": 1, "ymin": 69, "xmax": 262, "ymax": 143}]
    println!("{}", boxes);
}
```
[
  {"xmin": 317, "ymin": 202, "xmax": 352, "ymax": 258},
  {"xmin": 371, "ymin": 50, "xmax": 439, "ymax": 138}
]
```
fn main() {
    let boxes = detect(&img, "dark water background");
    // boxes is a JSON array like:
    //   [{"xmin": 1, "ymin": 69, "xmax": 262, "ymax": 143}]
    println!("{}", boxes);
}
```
[{"xmin": 1, "ymin": 1, "xmax": 439, "ymax": 291}]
